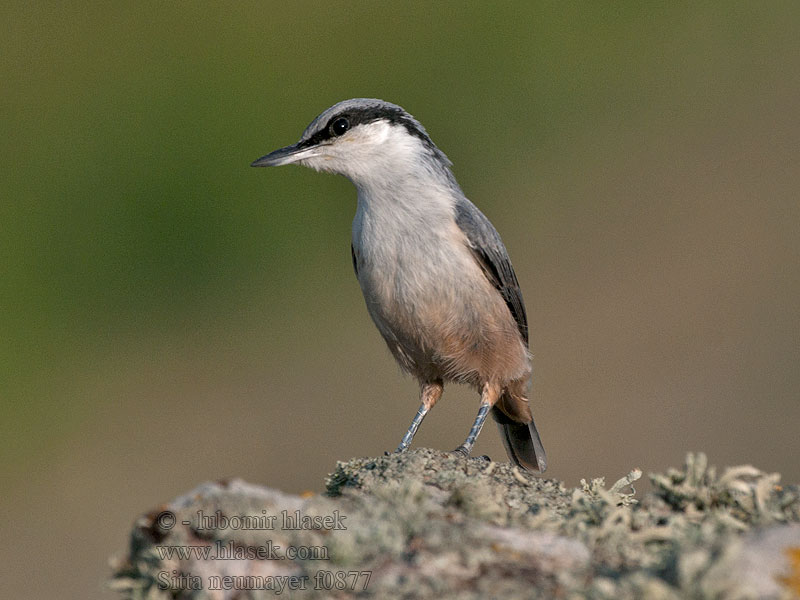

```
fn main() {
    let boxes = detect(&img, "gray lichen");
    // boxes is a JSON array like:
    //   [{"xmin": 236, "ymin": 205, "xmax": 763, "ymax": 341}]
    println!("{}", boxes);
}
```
[{"xmin": 110, "ymin": 451, "xmax": 800, "ymax": 599}]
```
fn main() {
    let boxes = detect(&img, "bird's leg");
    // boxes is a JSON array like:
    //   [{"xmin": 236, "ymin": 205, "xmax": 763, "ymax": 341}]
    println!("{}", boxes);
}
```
[
  {"xmin": 396, "ymin": 380, "xmax": 443, "ymax": 453},
  {"xmin": 454, "ymin": 382, "xmax": 501, "ymax": 457}
]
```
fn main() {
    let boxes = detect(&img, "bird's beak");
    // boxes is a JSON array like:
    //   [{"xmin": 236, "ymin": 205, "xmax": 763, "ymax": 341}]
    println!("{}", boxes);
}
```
[{"xmin": 251, "ymin": 142, "xmax": 315, "ymax": 167}]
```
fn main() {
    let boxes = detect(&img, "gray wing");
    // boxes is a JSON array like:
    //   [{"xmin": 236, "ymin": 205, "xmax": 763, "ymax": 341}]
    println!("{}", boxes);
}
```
[{"xmin": 454, "ymin": 198, "xmax": 528, "ymax": 345}]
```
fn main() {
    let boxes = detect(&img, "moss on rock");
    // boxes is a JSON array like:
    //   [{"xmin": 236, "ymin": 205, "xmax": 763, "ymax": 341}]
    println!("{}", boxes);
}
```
[{"xmin": 111, "ymin": 451, "xmax": 800, "ymax": 599}]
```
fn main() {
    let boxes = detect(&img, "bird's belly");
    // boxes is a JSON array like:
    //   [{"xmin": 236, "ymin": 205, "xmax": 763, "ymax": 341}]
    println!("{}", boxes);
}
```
[{"xmin": 357, "ymin": 242, "xmax": 529, "ymax": 385}]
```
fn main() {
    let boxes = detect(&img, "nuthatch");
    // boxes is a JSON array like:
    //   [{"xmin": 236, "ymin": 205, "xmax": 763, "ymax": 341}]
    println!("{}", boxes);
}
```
[{"xmin": 252, "ymin": 98, "xmax": 546, "ymax": 472}]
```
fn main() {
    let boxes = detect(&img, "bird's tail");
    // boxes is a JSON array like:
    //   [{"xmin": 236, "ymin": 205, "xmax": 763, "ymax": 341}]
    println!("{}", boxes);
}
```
[{"xmin": 491, "ymin": 390, "xmax": 547, "ymax": 473}]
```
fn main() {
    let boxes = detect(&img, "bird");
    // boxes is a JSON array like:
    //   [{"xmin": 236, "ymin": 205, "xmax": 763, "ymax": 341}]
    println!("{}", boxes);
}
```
[{"xmin": 251, "ymin": 98, "xmax": 546, "ymax": 472}]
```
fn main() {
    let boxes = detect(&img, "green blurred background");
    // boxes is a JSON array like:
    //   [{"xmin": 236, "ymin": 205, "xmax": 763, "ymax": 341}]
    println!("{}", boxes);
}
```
[{"xmin": 3, "ymin": 2, "xmax": 799, "ymax": 597}]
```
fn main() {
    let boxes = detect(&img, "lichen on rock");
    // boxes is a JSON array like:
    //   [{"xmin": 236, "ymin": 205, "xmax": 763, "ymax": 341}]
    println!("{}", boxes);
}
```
[{"xmin": 111, "ymin": 450, "xmax": 800, "ymax": 599}]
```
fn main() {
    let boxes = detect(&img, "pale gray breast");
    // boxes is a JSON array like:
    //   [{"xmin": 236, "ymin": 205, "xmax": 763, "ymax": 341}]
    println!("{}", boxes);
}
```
[
  {"xmin": 355, "ymin": 207, "xmax": 465, "ymax": 310},
  {"xmin": 351, "ymin": 189, "xmax": 531, "ymax": 383},
  {"xmin": 353, "ymin": 201, "xmax": 508, "ymax": 367}
]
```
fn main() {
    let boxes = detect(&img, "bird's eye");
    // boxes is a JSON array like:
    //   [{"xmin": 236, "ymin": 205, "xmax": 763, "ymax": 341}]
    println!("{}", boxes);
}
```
[{"xmin": 331, "ymin": 117, "xmax": 349, "ymax": 136}]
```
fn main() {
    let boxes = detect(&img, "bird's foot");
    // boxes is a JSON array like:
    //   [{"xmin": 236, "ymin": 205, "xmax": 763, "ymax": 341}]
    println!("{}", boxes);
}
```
[
  {"xmin": 452, "ymin": 448, "xmax": 491, "ymax": 462},
  {"xmin": 452, "ymin": 445, "xmax": 470, "ymax": 457}
]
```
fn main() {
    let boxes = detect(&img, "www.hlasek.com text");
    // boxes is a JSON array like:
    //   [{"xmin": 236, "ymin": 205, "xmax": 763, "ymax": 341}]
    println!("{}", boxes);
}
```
[{"xmin": 157, "ymin": 540, "xmax": 330, "ymax": 561}]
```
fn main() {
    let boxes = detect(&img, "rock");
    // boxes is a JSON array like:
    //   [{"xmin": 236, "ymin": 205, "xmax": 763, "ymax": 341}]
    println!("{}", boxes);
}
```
[{"xmin": 110, "ymin": 451, "xmax": 800, "ymax": 599}]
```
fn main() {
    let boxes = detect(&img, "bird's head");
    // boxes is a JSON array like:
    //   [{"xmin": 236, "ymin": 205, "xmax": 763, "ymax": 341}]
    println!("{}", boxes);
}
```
[{"xmin": 251, "ymin": 98, "xmax": 453, "ymax": 187}]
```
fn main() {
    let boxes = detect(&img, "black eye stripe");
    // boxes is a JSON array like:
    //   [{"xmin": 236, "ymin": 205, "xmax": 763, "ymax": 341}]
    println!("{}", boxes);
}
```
[{"xmin": 301, "ymin": 105, "xmax": 436, "ymax": 152}]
